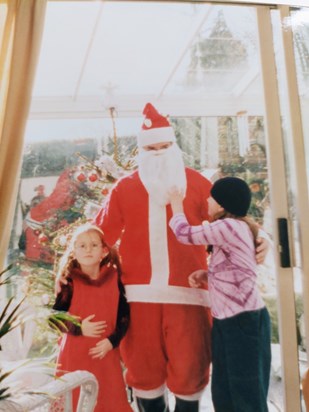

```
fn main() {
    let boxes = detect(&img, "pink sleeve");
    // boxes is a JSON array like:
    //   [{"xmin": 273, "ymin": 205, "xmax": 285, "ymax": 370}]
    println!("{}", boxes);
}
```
[{"xmin": 169, "ymin": 213, "xmax": 227, "ymax": 246}]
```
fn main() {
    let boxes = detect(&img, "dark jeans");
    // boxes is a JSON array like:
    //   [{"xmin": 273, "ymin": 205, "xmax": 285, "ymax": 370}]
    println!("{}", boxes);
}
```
[{"xmin": 211, "ymin": 307, "xmax": 271, "ymax": 412}]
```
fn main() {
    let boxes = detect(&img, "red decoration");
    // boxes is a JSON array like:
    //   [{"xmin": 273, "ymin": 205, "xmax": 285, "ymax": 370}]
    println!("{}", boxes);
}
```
[
  {"xmin": 38, "ymin": 233, "xmax": 48, "ymax": 244},
  {"xmin": 25, "ymin": 169, "xmax": 80, "ymax": 263},
  {"xmin": 88, "ymin": 173, "xmax": 98, "ymax": 182},
  {"xmin": 101, "ymin": 188, "xmax": 109, "ymax": 196},
  {"xmin": 76, "ymin": 172, "xmax": 86, "ymax": 182}
]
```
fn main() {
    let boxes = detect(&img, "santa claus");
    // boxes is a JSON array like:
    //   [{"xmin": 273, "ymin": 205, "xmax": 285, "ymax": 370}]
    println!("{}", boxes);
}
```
[{"xmin": 94, "ymin": 103, "xmax": 212, "ymax": 412}]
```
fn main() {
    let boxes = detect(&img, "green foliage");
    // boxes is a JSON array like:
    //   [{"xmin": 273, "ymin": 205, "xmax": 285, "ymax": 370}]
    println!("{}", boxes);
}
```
[
  {"xmin": 219, "ymin": 161, "xmax": 246, "ymax": 175},
  {"xmin": 21, "ymin": 139, "xmax": 97, "ymax": 178},
  {"xmin": 264, "ymin": 294, "xmax": 304, "ymax": 348},
  {"xmin": 0, "ymin": 265, "xmax": 48, "ymax": 399},
  {"xmin": 0, "ymin": 263, "xmax": 82, "ymax": 401},
  {"xmin": 10, "ymin": 146, "xmax": 138, "ymax": 358},
  {"xmin": 0, "ymin": 264, "xmax": 14, "ymax": 287},
  {"xmin": 264, "ymin": 296, "xmax": 280, "ymax": 344},
  {"xmin": 0, "ymin": 265, "xmax": 25, "ymax": 349},
  {"xmin": 0, "ymin": 265, "xmax": 22, "ymax": 401},
  {"xmin": 17, "ymin": 261, "xmax": 65, "ymax": 357},
  {"xmin": 0, "ymin": 296, "xmax": 25, "ymax": 344},
  {"xmin": 48, "ymin": 311, "xmax": 81, "ymax": 335}
]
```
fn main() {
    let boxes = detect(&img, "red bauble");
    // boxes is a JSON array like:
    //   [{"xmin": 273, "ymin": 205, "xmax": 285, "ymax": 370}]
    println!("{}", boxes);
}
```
[
  {"xmin": 76, "ymin": 172, "xmax": 86, "ymax": 182},
  {"xmin": 101, "ymin": 188, "xmax": 109, "ymax": 196},
  {"xmin": 89, "ymin": 173, "xmax": 98, "ymax": 182}
]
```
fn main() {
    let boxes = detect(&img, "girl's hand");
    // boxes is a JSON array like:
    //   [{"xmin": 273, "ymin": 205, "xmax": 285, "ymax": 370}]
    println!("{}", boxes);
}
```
[
  {"xmin": 168, "ymin": 186, "xmax": 185, "ymax": 214},
  {"xmin": 89, "ymin": 338, "xmax": 113, "ymax": 359},
  {"xmin": 188, "ymin": 269, "xmax": 208, "ymax": 288},
  {"xmin": 81, "ymin": 315, "xmax": 107, "ymax": 338}
]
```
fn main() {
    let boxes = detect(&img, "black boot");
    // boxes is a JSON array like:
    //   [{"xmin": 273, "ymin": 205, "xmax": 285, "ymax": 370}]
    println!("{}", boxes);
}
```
[
  {"xmin": 136, "ymin": 395, "xmax": 169, "ymax": 412},
  {"xmin": 174, "ymin": 397, "xmax": 199, "ymax": 412}
]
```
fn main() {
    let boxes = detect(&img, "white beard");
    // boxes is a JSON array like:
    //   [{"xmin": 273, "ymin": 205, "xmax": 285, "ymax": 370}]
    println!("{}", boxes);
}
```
[{"xmin": 138, "ymin": 144, "xmax": 187, "ymax": 206}]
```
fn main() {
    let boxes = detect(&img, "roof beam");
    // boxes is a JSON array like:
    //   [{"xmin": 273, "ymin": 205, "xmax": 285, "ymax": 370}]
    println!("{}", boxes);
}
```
[
  {"xmin": 73, "ymin": 1, "xmax": 105, "ymax": 101},
  {"xmin": 29, "ymin": 94, "xmax": 266, "ymax": 118}
]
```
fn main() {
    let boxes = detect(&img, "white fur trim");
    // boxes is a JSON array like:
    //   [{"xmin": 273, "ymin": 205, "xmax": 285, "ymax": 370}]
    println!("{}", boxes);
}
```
[
  {"xmin": 125, "ymin": 285, "xmax": 210, "ymax": 307},
  {"xmin": 137, "ymin": 126, "xmax": 176, "ymax": 147},
  {"xmin": 25, "ymin": 213, "xmax": 43, "ymax": 230},
  {"xmin": 133, "ymin": 384, "xmax": 167, "ymax": 399},
  {"xmin": 148, "ymin": 199, "xmax": 169, "ymax": 286},
  {"xmin": 174, "ymin": 389, "xmax": 205, "ymax": 401}
]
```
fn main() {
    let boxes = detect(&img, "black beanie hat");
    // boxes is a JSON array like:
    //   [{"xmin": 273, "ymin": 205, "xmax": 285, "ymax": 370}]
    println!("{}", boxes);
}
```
[{"xmin": 210, "ymin": 177, "xmax": 251, "ymax": 217}]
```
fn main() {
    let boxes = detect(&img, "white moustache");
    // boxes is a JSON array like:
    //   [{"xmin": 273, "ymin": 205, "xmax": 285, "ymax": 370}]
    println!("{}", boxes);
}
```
[{"xmin": 138, "ymin": 144, "xmax": 187, "ymax": 206}]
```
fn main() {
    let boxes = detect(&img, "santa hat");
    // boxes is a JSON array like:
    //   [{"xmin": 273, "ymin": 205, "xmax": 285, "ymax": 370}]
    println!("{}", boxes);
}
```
[{"xmin": 137, "ymin": 103, "xmax": 176, "ymax": 148}]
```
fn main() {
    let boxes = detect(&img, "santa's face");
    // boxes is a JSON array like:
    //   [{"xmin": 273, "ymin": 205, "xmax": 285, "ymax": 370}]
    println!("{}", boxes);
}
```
[
  {"xmin": 142, "ymin": 141, "xmax": 173, "ymax": 153},
  {"xmin": 138, "ymin": 141, "xmax": 187, "ymax": 206}
]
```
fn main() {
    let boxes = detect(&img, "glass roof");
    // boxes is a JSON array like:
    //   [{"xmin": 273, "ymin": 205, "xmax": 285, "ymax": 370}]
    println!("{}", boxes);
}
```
[
  {"xmin": 31, "ymin": 2, "xmax": 262, "ymax": 116},
  {"xmin": 27, "ymin": 1, "xmax": 309, "ymax": 141}
]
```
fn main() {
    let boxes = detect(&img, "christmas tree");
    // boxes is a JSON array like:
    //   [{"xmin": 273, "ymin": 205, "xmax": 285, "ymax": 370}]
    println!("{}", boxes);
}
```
[{"xmin": 12, "ymin": 108, "xmax": 137, "ymax": 357}]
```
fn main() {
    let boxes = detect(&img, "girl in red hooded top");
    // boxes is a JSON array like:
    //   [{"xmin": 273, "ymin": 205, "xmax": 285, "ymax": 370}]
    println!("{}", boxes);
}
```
[{"xmin": 52, "ymin": 223, "xmax": 132, "ymax": 412}]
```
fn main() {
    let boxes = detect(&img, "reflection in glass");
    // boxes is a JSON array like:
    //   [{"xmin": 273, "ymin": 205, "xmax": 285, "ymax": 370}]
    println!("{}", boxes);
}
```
[{"xmin": 4, "ymin": 2, "xmax": 289, "ymax": 410}]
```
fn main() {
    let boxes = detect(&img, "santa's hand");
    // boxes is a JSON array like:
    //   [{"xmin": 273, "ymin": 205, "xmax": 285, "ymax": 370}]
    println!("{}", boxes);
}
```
[
  {"xmin": 89, "ymin": 338, "xmax": 113, "ymax": 359},
  {"xmin": 188, "ymin": 269, "xmax": 208, "ymax": 288},
  {"xmin": 81, "ymin": 315, "xmax": 107, "ymax": 338},
  {"xmin": 255, "ymin": 237, "xmax": 269, "ymax": 264}
]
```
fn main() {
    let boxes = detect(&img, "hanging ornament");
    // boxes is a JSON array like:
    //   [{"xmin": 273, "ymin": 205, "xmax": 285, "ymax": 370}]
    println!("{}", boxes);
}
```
[
  {"xmin": 101, "ymin": 187, "xmax": 109, "ymax": 196},
  {"xmin": 76, "ymin": 171, "xmax": 87, "ymax": 182},
  {"xmin": 88, "ymin": 172, "xmax": 99, "ymax": 182},
  {"xmin": 38, "ymin": 233, "xmax": 49, "ymax": 244}
]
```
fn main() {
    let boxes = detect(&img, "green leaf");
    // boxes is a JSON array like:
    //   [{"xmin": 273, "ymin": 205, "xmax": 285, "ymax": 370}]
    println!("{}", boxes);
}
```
[
  {"xmin": 0, "ymin": 388, "xmax": 11, "ymax": 401},
  {"xmin": 0, "ymin": 297, "xmax": 25, "ymax": 339},
  {"xmin": 0, "ymin": 264, "xmax": 13, "ymax": 278}
]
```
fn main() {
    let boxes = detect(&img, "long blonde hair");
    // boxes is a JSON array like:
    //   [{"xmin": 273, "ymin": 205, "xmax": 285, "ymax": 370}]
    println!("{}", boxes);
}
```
[
  {"xmin": 212, "ymin": 210, "xmax": 259, "ymax": 245},
  {"xmin": 56, "ymin": 223, "xmax": 121, "ymax": 280}
]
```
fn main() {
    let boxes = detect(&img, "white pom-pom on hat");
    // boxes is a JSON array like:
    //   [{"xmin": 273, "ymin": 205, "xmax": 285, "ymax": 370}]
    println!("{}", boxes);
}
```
[
  {"xmin": 137, "ymin": 103, "xmax": 176, "ymax": 147},
  {"xmin": 144, "ymin": 118, "xmax": 152, "ymax": 128}
]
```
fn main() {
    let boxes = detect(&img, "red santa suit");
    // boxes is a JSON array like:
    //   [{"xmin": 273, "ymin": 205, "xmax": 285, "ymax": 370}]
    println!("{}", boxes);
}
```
[{"xmin": 95, "ymin": 167, "xmax": 212, "ymax": 399}]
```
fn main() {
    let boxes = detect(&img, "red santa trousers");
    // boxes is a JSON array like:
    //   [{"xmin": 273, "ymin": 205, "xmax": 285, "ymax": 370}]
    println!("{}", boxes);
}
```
[{"xmin": 120, "ymin": 302, "xmax": 212, "ymax": 398}]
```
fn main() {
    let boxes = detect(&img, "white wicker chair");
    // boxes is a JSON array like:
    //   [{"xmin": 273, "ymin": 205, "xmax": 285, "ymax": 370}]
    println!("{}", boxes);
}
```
[
  {"xmin": 0, "ymin": 370, "xmax": 99, "ymax": 412},
  {"xmin": 0, "ymin": 297, "xmax": 99, "ymax": 411}
]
